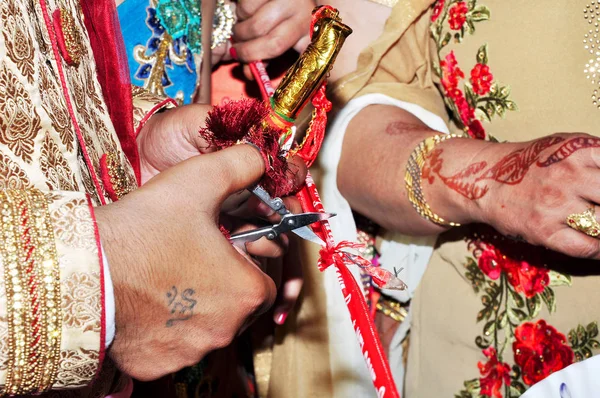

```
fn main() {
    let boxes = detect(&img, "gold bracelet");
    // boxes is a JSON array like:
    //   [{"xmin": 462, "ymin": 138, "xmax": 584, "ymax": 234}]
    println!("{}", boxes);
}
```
[{"xmin": 405, "ymin": 134, "xmax": 462, "ymax": 227}]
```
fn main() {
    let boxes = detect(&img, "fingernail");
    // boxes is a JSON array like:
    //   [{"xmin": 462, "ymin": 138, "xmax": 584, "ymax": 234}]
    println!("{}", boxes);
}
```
[
  {"xmin": 230, "ymin": 46, "xmax": 238, "ymax": 60},
  {"xmin": 256, "ymin": 202, "xmax": 275, "ymax": 217},
  {"xmin": 275, "ymin": 311, "xmax": 288, "ymax": 325}
]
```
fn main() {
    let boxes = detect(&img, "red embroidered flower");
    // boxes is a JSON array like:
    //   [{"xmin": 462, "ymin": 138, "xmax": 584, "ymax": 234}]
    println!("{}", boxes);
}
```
[
  {"xmin": 478, "ymin": 248, "xmax": 503, "ymax": 280},
  {"xmin": 513, "ymin": 320, "xmax": 574, "ymax": 386},
  {"xmin": 448, "ymin": 2, "xmax": 469, "ymax": 30},
  {"xmin": 440, "ymin": 51, "xmax": 465, "ymax": 92},
  {"xmin": 504, "ymin": 260, "xmax": 550, "ymax": 298},
  {"xmin": 431, "ymin": 0, "xmax": 445, "ymax": 22},
  {"xmin": 478, "ymin": 347, "xmax": 510, "ymax": 398},
  {"xmin": 454, "ymin": 92, "xmax": 475, "ymax": 125},
  {"xmin": 471, "ymin": 63, "xmax": 494, "ymax": 95},
  {"xmin": 468, "ymin": 120, "xmax": 486, "ymax": 139}
]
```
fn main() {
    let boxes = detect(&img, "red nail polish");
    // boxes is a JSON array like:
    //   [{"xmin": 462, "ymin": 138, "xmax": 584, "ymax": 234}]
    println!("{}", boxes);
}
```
[
  {"xmin": 275, "ymin": 312, "xmax": 288, "ymax": 325},
  {"xmin": 230, "ymin": 46, "xmax": 238, "ymax": 60}
]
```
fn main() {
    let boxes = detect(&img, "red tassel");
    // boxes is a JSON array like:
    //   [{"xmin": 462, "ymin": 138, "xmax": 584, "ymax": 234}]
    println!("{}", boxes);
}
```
[{"xmin": 199, "ymin": 99, "xmax": 298, "ymax": 197}]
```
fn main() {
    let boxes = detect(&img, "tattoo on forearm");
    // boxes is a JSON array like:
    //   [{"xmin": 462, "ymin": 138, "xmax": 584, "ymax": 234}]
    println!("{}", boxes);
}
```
[
  {"xmin": 424, "ymin": 136, "xmax": 600, "ymax": 200},
  {"xmin": 166, "ymin": 286, "xmax": 197, "ymax": 327},
  {"xmin": 385, "ymin": 121, "xmax": 424, "ymax": 136}
]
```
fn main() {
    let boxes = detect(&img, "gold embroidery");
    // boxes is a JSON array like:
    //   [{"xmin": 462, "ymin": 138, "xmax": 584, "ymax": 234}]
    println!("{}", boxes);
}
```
[
  {"xmin": 51, "ymin": 199, "xmax": 97, "ymax": 252},
  {"xmin": 0, "ymin": 64, "xmax": 41, "ymax": 164},
  {"xmin": 61, "ymin": 273, "xmax": 101, "ymax": 333},
  {"xmin": 1, "ymin": 0, "xmax": 35, "ymax": 84},
  {"xmin": 0, "ymin": 189, "xmax": 62, "ymax": 394},
  {"xmin": 104, "ymin": 152, "xmax": 134, "ymax": 199},
  {"xmin": 39, "ymin": 63, "xmax": 75, "ymax": 152},
  {"xmin": 0, "ymin": 152, "xmax": 31, "ymax": 190},
  {"xmin": 40, "ymin": 132, "xmax": 78, "ymax": 191},
  {"xmin": 55, "ymin": 348, "xmax": 99, "ymax": 387},
  {"xmin": 59, "ymin": 8, "xmax": 84, "ymax": 67},
  {"xmin": 584, "ymin": 1, "xmax": 600, "ymax": 109}
]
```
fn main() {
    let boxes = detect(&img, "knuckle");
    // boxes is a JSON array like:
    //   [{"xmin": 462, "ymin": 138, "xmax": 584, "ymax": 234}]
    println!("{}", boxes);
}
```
[{"xmin": 268, "ymin": 35, "xmax": 289, "ymax": 58}]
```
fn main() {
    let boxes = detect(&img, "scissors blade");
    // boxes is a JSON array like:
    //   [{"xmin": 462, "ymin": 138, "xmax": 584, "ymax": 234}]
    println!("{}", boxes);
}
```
[
  {"xmin": 250, "ymin": 186, "xmax": 334, "ymax": 245},
  {"xmin": 276, "ymin": 212, "xmax": 335, "ymax": 246},
  {"xmin": 292, "ymin": 226, "xmax": 326, "ymax": 246}
]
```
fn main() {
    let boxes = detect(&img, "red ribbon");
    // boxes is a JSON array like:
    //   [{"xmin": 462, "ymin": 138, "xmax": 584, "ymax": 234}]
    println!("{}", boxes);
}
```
[{"xmin": 246, "ymin": 7, "xmax": 401, "ymax": 396}]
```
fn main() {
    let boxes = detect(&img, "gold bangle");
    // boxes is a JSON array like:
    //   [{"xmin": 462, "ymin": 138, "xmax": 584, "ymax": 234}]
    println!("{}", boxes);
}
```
[{"xmin": 405, "ymin": 134, "xmax": 461, "ymax": 227}]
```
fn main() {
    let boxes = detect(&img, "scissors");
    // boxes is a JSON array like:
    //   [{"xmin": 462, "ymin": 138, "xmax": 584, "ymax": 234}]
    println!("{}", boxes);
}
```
[
  {"xmin": 230, "ymin": 212, "xmax": 335, "ymax": 248},
  {"xmin": 250, "ymin": 185, "xmax": 327, "ymax": 246}
]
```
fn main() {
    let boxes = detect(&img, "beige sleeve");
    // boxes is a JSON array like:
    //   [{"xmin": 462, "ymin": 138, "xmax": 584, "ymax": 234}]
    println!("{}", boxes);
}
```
[
  {"xmin": 0, "ymin": 189, "xmax": 104, "ymax": 393},
  {"xmin": 331, "ymin": 0, "xmax": 448, "ymax": 122}
]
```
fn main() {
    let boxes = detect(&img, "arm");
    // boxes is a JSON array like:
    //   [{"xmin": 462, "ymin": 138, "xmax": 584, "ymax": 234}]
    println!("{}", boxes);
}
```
[
  {"xmin": 338, "ymin": 104, "xmax": 486, "ymax": 235},
  {"xmin": 339, "ymin": 104, "xmax": 600, "ymax": 259}
]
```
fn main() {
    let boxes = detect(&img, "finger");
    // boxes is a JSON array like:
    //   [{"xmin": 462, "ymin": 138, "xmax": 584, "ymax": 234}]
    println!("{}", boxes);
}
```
[
  {"xmin": 208, "ymin": 144, "xmax": 266, "ymax": 200},
  {"xmin": 546, "ymin": 225, "xmax": 600, "ymax": 260},
  {"xmin": 245, "ymin": 232, "xmax": 289, "ymax": 258},
  {"xmin": 233, "ymin": 1, "xmax": 293, "ymax": 42},
  {"xmin": 579, "ymin": 167, "xmax": 600, "ymax": 204},
  {"xmin": 233, "ymin": 21, "xmax": 304, "ymax": 62},
  {"xmin": 287, "ymin": 155, "xmax": 308, "ymax": 192},
  {"xmin": 273, "ymin": 237, "xmax": 303, "ymax": 325},
  {"xmin": 236, "ymin": 0, "xmax": 269, "ymax": 20}
]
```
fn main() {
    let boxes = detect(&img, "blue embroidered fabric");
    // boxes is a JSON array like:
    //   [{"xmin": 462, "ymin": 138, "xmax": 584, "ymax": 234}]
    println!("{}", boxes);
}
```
[{"xmin": 118, "ymin": 0, "xmax": 198, "ymax": 104}]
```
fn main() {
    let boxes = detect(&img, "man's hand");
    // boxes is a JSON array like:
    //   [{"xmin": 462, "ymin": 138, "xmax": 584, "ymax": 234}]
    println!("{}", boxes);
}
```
[
  {"xmin": 97, "ymin": 145, "xmax": 279, "ymax": 381},
  {"xmin": 232, "ymin": 0, "xmax": 315, "ymax": 62},
  {"xmin": 137, "ymin": 104, "xmax": 215, "ymax": 184}
]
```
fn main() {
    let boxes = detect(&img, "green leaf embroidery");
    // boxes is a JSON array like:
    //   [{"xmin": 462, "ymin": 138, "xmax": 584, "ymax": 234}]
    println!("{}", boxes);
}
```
[
  {"xmin": 549, "ymin": 270, "xmax": 573, "ymax": 287},
  {"xmin": 526, "ymin": 295, "xmax": 542, "ymax": 319},
  {"xmin": 569, "ymin": 322, "xmax": 600, "ymax": 362},
  {"xmin": 540, "ymin": 287, "xmax": 556, "ymax": 313},
  {"xmin": 476, "ymin": 44, "xmax": 489, "ymax": 65},
  {"xmin": 470, "ymin": 5, "xmax": 491, "ymax": 22}
]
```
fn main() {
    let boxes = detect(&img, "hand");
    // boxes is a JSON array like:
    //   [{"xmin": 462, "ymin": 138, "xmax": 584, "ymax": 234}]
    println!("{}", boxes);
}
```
[
  {"xmin": 428, "ymin": 133, "xmax": 600, "ymax": 259},
  {"xmin": 97, "ymin": 145, "xmax": 281, "ymax": 381},
  {"xmin": 137, "ymin": 104, "xmax": 215, "ymax": 184},
  {"xmin": 232, "ymin": 0, "xmax": 315, "ymax": 62}
]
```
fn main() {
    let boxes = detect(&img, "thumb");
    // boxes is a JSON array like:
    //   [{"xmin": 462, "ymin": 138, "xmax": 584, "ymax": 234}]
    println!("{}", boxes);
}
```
[{"xmin": 209, "ymin": 144, "xmax": 266, "ymax": 200}]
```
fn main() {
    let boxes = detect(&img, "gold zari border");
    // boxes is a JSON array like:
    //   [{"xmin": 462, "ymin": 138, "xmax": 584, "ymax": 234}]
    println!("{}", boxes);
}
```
[{"xmin": 0, "ymin": 189, "xmax": 62, "ymax": 395}]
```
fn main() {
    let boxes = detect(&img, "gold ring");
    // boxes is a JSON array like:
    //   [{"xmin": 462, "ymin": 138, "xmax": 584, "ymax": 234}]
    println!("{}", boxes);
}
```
[{"xmin": 567, "ymin": 207, "xmax": 600, "ymax": 237}]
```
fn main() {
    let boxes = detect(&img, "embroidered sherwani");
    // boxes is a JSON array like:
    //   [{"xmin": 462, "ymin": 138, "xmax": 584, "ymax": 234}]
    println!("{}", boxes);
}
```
[{"xmin": 0, "ymin": 0, "xmax": 173, "ymax": 395}]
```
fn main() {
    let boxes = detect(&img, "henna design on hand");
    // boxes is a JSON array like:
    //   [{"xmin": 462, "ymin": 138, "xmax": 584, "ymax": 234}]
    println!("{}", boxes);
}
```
[
  {"xmin": 424, "ymin": 136, "xmax": 600, "ymax": 200},
  {"xmin": 166, "ymin": 286, "xmax": 197, "ymax": 327}
]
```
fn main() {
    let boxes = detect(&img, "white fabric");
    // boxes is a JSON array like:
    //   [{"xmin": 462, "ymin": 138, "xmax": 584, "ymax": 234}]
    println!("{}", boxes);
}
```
[
  {"xmin": 319, "ymin": 93, "xmax": 449, "ymax": 397},
  {"xmin": 101, "ymin": 245, "xmax": 115, "ymax": 347},
  {"xmin": 521, "ymin": 355, "xmax": 600, "ymax": 397}
]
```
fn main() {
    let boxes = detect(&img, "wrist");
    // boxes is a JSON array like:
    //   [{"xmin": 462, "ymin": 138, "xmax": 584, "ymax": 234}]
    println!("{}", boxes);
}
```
[{"xmin": 421, "ymin": 137, "xmax": 499, "ymax": 226}]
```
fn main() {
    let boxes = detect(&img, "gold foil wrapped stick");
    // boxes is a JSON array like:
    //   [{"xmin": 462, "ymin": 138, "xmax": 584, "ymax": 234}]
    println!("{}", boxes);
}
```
[{"xmin": 271, "ymin": 6, "xmax": 352, "ymax": 120}]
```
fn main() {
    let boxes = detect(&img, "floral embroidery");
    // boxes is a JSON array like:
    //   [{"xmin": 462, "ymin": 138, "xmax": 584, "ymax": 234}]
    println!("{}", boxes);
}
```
[
  {"xmin": 62, "ymin": 273, "xmax": 101, "ymax": 333},
  {"xmin": 55, "ymin": 348, "xmax": 99, "ymax": 388},
  {"xmin": 0, "ymin": 152, "xmax": 30, "ymax": 190},
  {"xmin": 51, "ymin": 198, "xmax": 97, "ymax": 252},
  {"xmin": 0, "ymin": 0, "xmax": 35, "ymax": 84},
  {"xmin": 40, "ymin": 132, "xmax": 78, "ymax": 191},
  {"xmin": 513, "ymin": 320, "xmax": 573, "ymax": 386},
  {"xmin": 478, "ymin": 347, "xmax": 510, "ymax": 398},
  {"xmin": 0, "ymin": 64, "xmax": 41, "ymax": 164},
  {"xmin": 568, "ymin": 322, "xmax": 600, "ymax": 362},
  {"xmin": 431, "ymin": 0, "xmax": 516, "ymax": 139},
  {"xmin": 455, "ymin": 236, "xmax": 599, "ymax": 398}
]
